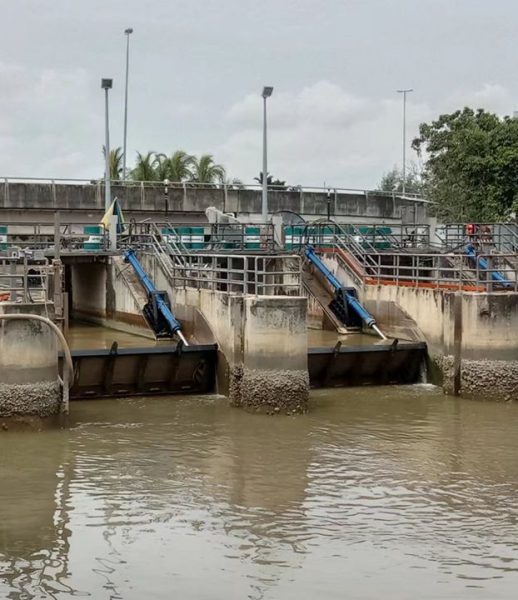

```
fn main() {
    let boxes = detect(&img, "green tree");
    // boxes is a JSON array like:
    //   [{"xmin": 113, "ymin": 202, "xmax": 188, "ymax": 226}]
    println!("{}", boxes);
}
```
[
  {"xmin": 254, "ymin": 171, "xmax": 287, "ymax": 190},
  {"xmin": 377, "ymin": 164, "xmax": 422, "ymax": 195},
  {"xmin": 102, "ymin": 146, "xmax": 124, "ymax": 180},
  {"xmin": 131, "ymin": 151, "xmax": 159, "ymax": 181},
  {"xmin": 168, "ymin": 150, "xmax": 195, "ymax": 182},
  {"xmin": 412, "ymin": 107, "xmax": 518, "ymax": 221},
  {"xmin": 190, "ymin": 154, "xmax": 226, "ymax": 184},
  {"xmin": 154, "ymin": 153, "xmax": 170, "ymax": 181}
]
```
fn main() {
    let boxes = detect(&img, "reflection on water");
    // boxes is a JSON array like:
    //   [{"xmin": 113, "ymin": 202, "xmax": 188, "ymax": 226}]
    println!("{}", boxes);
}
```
[
  {"xmin": 66, "ymin": 321, "xmax": 159, "ymax": 350},
  {"xmin": 69, "ymin": 320, "xmax": 383, "ymax": 351},
  {"xmin": 2, "ymin": 387, "xmax": 518, "ymax": 599}
]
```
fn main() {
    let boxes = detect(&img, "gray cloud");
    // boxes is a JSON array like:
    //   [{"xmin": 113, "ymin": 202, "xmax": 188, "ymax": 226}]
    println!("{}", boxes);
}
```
[{"xmin": 0, "ymin": 0, "xmax": 517, "ymax": 187}]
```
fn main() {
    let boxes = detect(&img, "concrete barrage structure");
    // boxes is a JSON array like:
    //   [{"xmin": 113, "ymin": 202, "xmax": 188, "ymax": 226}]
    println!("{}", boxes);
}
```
[
  {"xmin": 0, "ymin": 304, "xmax": 62, "ymax": 418},
  {"xmin": 0, "ymin": 179, "xmax": 428, "ymax": 224}
]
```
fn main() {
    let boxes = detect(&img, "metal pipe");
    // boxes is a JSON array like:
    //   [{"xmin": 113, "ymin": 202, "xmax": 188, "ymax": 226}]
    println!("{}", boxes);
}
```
[
  {"xmin": 262, "ymin": 95, "xmax": 268, "ymax": 223},
  {"xmin": 397, "ymin": 88, "xmax": 413, "ymax": 197},
  {"xmin": 122, "ymin": 28, "xmax": 133, "ymax": 181},
  {"xmin": 261, "ymin": 86, "xmax": 273, "ymax": 223},
  {"xmin": 0, "ymin": 313, "xmax": 74, "ymax": 387},
  {"xmin": 101, "ymin": 78, "xmax": 113, "ymax": 211}
]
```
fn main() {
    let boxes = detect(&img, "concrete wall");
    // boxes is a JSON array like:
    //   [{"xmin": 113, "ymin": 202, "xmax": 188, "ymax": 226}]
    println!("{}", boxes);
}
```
[
  {"xmin": 0, "ymin": 181, "xmax": 428, "ymax": 224},
  {"xmin": 0, "ymin": 303, "xmax": 61, "ymax": 417},
  {"xmin": 169, "ymin": 285, "xmax": 309, "ymax": 413},
  {"xmin": 69, "ymin": 258, "xmax": 152, "ymax": 338},
  {"xmin": 320, "ymin": 251, "xmax": 518, "ymax": 399},
  {"xmin": 70, "ymin": 262, "xmax": 107, "ymax": 321}
]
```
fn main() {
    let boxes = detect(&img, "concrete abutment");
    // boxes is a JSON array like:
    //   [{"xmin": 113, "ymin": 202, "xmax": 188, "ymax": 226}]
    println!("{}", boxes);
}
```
[
  {"xmin": 0, "ymin": 304, "xmax": 62, "ymax": 418},
  {"xmin": 175, "ymin": 288, "xmax": 309, "ymax": 413}
]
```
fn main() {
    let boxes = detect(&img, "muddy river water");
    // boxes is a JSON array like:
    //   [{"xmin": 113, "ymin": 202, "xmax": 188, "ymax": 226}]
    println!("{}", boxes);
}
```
[{"xmin": 1, "ymin": 385, "xmax": 518, "ymax": 599}]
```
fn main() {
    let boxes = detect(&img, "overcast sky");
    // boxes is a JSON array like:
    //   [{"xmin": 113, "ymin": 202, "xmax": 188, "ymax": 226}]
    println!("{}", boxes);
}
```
[{"xmin": 0, "ymin": 0, "xmax": 517, "ymax": 188}]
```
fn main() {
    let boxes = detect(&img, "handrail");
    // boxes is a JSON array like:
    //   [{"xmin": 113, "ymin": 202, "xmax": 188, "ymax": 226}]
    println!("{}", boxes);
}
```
[
  {"xmin": 0, "ymin": 313, "xmax": 73, "ymax": 413},
  {"xmin": 0, "ymin": 175, "xmax": 426, "ymax": 200}
]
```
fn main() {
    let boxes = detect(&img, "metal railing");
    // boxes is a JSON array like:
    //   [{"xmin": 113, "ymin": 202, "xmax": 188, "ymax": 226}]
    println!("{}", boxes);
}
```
[
  {"xmin": 0, "ymin": 175, "xmax": 426, "ymax": 200},
  {"xmin": 0, "ymin": 222, "xmax": 110, "ymax": 253},
  {"xmin": 0, "ymin": 257, "xmax": 53, "ymax": 303},
  {"xmin": 120, "ymin": 221, "xmax": 277, "ymax": 253},
  {"xmin": 435, "ymin": 223, "xmax": 518, "ymax": 253},
  {"xmin": 286, "ymin": 222, "xmax": 431, "ymax": 251},
  {"xmin": 336, "ymin": 250, "xmax": 518, "ymax": 291},
  {"xmin": 162, "ymin": 253, "xmax": 302, "ymax": 296}
]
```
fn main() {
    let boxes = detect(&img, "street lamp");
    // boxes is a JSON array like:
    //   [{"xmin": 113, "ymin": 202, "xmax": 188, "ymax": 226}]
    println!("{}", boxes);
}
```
[
  {"xmin": 101, "ymin": 78, "xmax": 113, "ymax": 211},
  {"xmin": 122, "ymin": 27, "xmax": 134, "ymax": 181},
  {"xmin": 397, "ymin": 88, "xmax": 413, "ymax": 197},
  {"xmin": 261, "ymin": 86, "xmax": 273, "ymax": 223}
]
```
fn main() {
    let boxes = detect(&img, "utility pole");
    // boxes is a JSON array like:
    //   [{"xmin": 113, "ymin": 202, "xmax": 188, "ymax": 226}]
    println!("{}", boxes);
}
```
[
  {"xmin": 397, "ymin": 88, "xmax": 413, "ymax": 197},
  {"xmin": 102, "ymin": 78, "xmax": 113, "ymax": 211},
  {"xmin": 122, "ymin": 28, "xmax": 133, "ymax": 181},
  {"xmin": 261, "ymin": 86, "xmax": 274, "ymax": 223}
]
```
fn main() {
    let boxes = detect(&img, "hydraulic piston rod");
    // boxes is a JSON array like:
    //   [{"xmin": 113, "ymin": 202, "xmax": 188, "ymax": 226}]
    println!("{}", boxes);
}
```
[
  {"xmin": 124, "ymin": 249, "xmax": 189, "ymax": 345},
  {"xmin": 305, "ymin": 246, "xmax": 386, "ymax": 340}
]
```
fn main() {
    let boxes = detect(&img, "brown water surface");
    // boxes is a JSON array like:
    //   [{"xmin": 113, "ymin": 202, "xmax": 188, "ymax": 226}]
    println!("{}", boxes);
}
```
[
  {"xmin": 1, "ymin": 387, "xmax": 518, "ymax": 599},
  {"xmin": 66, "ymin": 321, "xmax": 159, "ymax": 350}
]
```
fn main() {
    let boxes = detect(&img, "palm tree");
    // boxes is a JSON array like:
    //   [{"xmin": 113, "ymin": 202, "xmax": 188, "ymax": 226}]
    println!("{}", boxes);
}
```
[
  {"xmin": 131, "ymin": 151, "xmax": 159, "ymax": 181},
  {"xmin": 102, "ymin": 146, "xmax": 124, "ymax": 180},
  {"xmin": 154, "ymin": 153, "xmax": 170, "ymax": 181},
  {"xmin": 168, "ymin": 150, "xmax": 195, "ymax": 182},
  {"xmin": 190, "ymin": 154, "xmax": 226, "ymax": 185}
]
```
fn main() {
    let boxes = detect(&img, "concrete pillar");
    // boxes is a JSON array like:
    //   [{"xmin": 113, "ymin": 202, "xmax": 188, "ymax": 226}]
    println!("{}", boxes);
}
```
[
  {"xmin": 229, "ymin": 296, "xmax": 309, "ymax": 414},
  {"xmin": 0, "ymin": 305, "xmax": 62, "ymax": 418}
]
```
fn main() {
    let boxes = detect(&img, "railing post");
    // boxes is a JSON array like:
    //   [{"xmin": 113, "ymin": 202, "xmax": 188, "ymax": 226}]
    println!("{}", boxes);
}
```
[
  {"xmin": 23, "ymin": 255, "xmax": 28, "ymax": 302},
  {"xmin": 54, "ymin": 211, "xmax": 61, "ymax": 259},
  {"xmin": 453, "ymin": 292, "xmax": 462, "ymax": 396},
  {"xmin": 4, "ymin": 177, "xmax": 9, "ymax": 206}
]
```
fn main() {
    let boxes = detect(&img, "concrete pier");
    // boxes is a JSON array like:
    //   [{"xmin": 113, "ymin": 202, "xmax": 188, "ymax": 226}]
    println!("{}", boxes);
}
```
[
  {"xmin": 176, "ymin": 289, "xmax": 309, "ymax": 414},
  {"xmin": 0, "ymin": 304, "xmax": 62, "ymax": 418}
]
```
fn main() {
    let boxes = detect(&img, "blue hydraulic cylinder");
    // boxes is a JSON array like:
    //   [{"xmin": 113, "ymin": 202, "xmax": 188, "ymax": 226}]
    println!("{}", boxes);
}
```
[
  {"xmin": 304, "ymin": 246, "xmax": 377, "ymax": 328},
  {"xmin": 124, "ymin": 248, "xmax": 183, "ymax": 334},
  {"xmin": 465, "ymin": 245, "xmax": 512, "ymax": 287}
]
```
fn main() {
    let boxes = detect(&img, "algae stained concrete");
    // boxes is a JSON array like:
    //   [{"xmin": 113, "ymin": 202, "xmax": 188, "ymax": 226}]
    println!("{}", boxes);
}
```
[
  {"xmin": 0, "ymin": 303, "xmax": 61, "ymax": 417},
  {"xmin": 171, "ymin": 287, "xmax": 309, "ymax": 413}
]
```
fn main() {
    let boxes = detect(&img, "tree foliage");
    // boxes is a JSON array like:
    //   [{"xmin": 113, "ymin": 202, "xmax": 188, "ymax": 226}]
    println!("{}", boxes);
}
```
[
  {"xmin": 102, "ymin": 146, "xmax": 124, "ymax": 180},
  {"xmin": 190, "ymin": 154, "xmax": 226, "ymax": 184},
  {"xmin": 168, "ymin": 150, "xmax": 195, "ymax": 182},
  {"xmin": 254, "ymin": 172, "xmax": 287, "ymax": 190},
  {"xmin": 124, "ymin": 150, "xmax": 224, "ymax": 184},
  {"xmin": 377, "ymin": 164, "xmax": 422, "ymax": 195},
  {"xmin": 412, "ymin": 108, "xmax": 518, "ymax": 221},
  {"xmin": 131, "ymin": 151, "xmax": 159, "ymax": 181}
]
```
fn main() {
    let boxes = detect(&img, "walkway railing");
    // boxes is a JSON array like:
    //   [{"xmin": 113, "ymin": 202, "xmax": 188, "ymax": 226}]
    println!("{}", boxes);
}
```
[
  {"xmin": 164, "ymin": 253, "xmax": 302, "ymax": 296},
  {"xmin": 435, "ymin": 223, "xmax": 518, "ymax": 252},
  {"xmin": 0, "ymin": 222, "xmax": 109, "ymax": 253},
  {"xmin": 0, "ymin": 176, "xmax": 425, "ymax": 201},
  {"xmin": 0, "ymin": 256, "xmax": 54, "ymax": 303},
  {"xmin": 121, "ymin": 221, "xmax": 277, "ymax": 253},
  {"xmin": 325, "ymin": 247, "xmax": 518, "ymax": 291}
]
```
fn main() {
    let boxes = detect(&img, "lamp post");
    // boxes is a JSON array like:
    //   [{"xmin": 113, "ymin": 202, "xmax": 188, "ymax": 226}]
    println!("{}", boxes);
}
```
[
  {"xmin": 122, "ymin": 27, "xmax": 133, "ymax": 181},
  {"xmin": 261, "ymin": 86, "xmax": 273, "ymax": 223},
  {"xmin": 101, "ymin": 78, "xmax": 113, "ymax": 211},
  {"xmin": 397, "ymin": 88, "xmax": 413, "ymax": 197}
]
